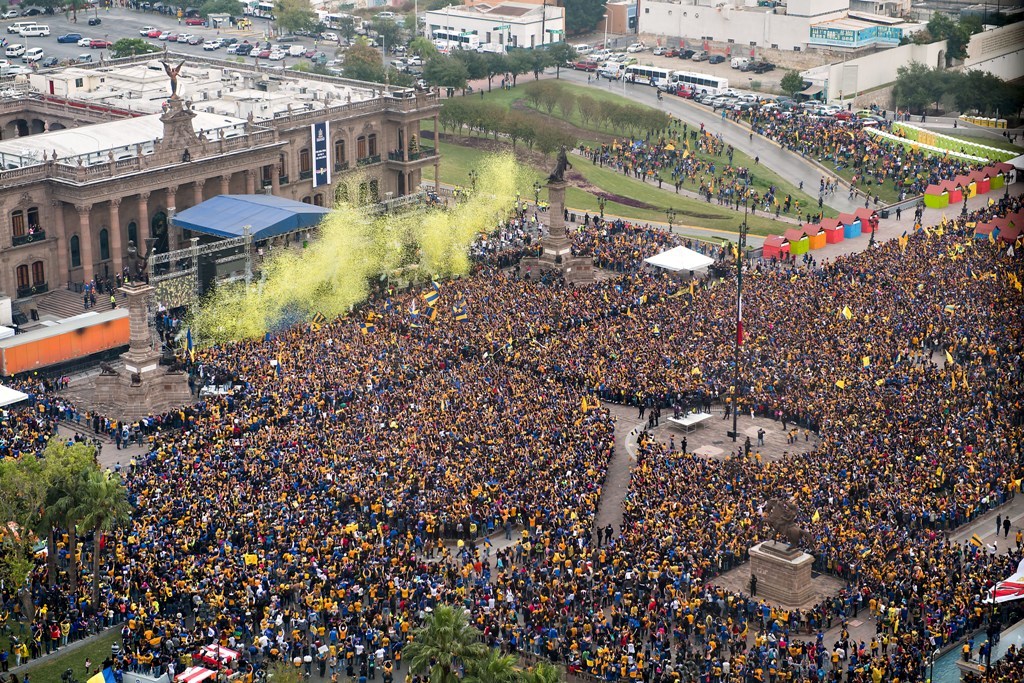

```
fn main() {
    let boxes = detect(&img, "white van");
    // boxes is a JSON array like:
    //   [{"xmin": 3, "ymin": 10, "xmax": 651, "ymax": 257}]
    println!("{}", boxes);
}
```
[
  {"xmin": 7, "ymin": 21, "xmax": 34, "ymax": 34},
  {"xmin": 598, "ymin": 61, "xmax": 622, "ymax": 80},
  {"xmin": 19, "ymin": 24, "xmax": 50, "ymax": 37},
  {"xmin": 287, "ymin": 44, "xmax": 304, "ymax": 57},
  {"xmin": 730, "ymin": 57, "xmax": 749, "ymax": 69},
  {"xmin": 23, "ymin": 47, "xmax": 44, "ymax": 62},
  {"xmin": 573, "ymin": 43, "xmax": 592, "ymax": 54}
]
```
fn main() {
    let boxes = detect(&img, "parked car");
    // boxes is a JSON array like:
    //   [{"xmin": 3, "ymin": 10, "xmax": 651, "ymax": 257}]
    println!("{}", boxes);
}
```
[
  {"xmin": 187, "ymin": 35, "xmax": 204, "ymax": 45},
  {"xmin": 23, "ymin": 47, "xmax": 44, "ymax": 62},
  {"xmin": 653, "ymin": 46, "xmax": 666, "ymax": 56},
  {"xmin": 5, "ymin": 44, "xmax": 25, "ymax": 57},
  {"xmin": 176, "ymin": 33, "xmax": 193, "ymax": 43},
  {"xmin": 89, "ymin": 38, "xmax": 111, "ymax": 48},
  {"xmin": 139, "ymin": 25, "xmax": 157, "ymax": 35},
  {"xmin": 76, "ymin": 53, "xmax": 92, "ymax": 63},
  {"xmin": 165, "ymin": 33, "xmax": 180, "ymax": 42},
  {"xmin": 221, "ymin": 37, "xmax": 238, "ymax": 46},
  {"xmin": 833, "ymin": 110, "xmax": 854, "ymax": 121},
  {"xmin": 574, "ymin": 59, "xmax": 598, "ymax": 72},
  {"xmin": 57, "ymin": 32, "xmax": 82, "ymax": 43},
  {"xmin": 185, "ymin": 17, "xmax": 205, "ymax": 26},
  {"xmin": 20, "ymin": 7, "xmax": 42, "ymax": 16},
  {"xmin": 691, "ymin": 50, "xmax": 708, "ymax": 61},
  {"xmin": 87, "ymin": 16, "xmax": 101, "ymax": 25},
  {"xmin": 39, "ymin": 56, "xmax": 58, "ymax": 67},
  {"xmin": 626, "ymin": 42, "xmax": 646, "ymax": 53},
  {"xmin": 146, "ymin": 29, "xmax": 162, "ymax": 38},
  {"xmin": 157, "ymin": 31, "xmax": 171, "ymax": 40},
  {"xmin": 708, "ymin": 54, "xmax": 725, "ymax": 64},
  {"xmin": 256, "ymin": 48, "xmax": 271, "ymax": 58},
  {"xmin": 751, "ymin": 60, "xmax": 775, "ymax": 73},
  {"xmin": 731, "ymin": 57, "xmax": 749, "ymax": 69},
  {"xmin": 18, "ymin": 24, "xmax": 49, "ymax": 37},
  {"xmin": 321, "ymin": 31, "xmax": 338, "ymax": 42},
  {"xmin": 268, "ymin": 49, "xmax": 286, "ymax": 60},
  {"xmin": 203, "ymin": 39, "xmax": 222, "ymax": 50},
  {"xmin": 677, "ymin": 49, "xmax": 695, "ymax": 59},
  {"xmin": 1, "ymin": 9, "xmax": 19, "ymax": 19}
]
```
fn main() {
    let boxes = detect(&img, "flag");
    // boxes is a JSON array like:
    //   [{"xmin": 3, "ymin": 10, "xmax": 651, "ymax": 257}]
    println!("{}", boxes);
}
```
[
  {"xmin": 310, "ymin": 312, "xmax": 326, "ymax": 330},
  {"xmin": 691, "ymin": 366, "xmax": 701, "ymax": 375},
  {"xmin": 581, "ymin": 396, "xmax": 589, "ymax": 413},
  {"xmin": 951, "ymin": 373, "xmax": 957, "ymax": 391},
  {"xmin": 945, "ymin": 350, "xmax": 954, "ymax": 365},
  {"xmin": 842, "ymin": 306, "xmax": 853, "ymax": 320},
  {"xmin": 811, "ymin": 510, "xmax": 820, "ymax": 523},
  {"xmin": 423, "ymin": 290, "xmax": 439, "ymax": 306},
  {"xmin": 898, "ymin": 231, "xmax": 909, "ymax": 252},
  {"xmin": 360, "ymin": 322, "xmax": 376, "ymax": 335},
  {"xmin": 431, "ymin": 280, "xmax": 441, "ymax": 293},
  {"xmin": 454, "ymin": 306, "xmax": 468, "ymax": 322},
  {"xmin": 989, "ymin": 230, "xmax": 995, "ymax": 244},
  {"xmin": 408, "ymin": 302, "xmax": 419, "ymax": 322},
  {"xmin": 970, "ymin": 534, "xmax": 984, "ymax": 548},
  {"xmin": 384, "ymin": 298, "xmax": 394, "ymax": 314},
  {"xmin": 737, "ymin": 295, "xmax": 744, "ymax": 346},
  {"xmin": 986, "ymin": 559, "xmax": 1024, "ymax": 604},
  {"xmin": 87, "ymin": 668, "xmax": 117, "ymax": 683},
  {"xmin": 943, "ymin": 304, "xmax": 956, "ymax": 315},
  {"xmin": 652, "ymin": 324, "xmax": 660, "ymax": 337},
  {"xmin": 426, "ymin": 306, "xmax": 437, "ymax": 322},
  {"xmin": 274, "ymin": 357, "xmax": 281, "ymax": 376},
  {"xmin": 875, "ymin": 378, "xmax": 885, "ymax": 386},
  {"xmin": 835, "ymin": 380, "xmax": 846, "ymax": 389},
  {"xmin": 186, "ymin": 328, "xmax": 195, "ymax": 362},
  {"xmin": 862, "ymin": 356, "xmax": 870, "ymax": 367}
]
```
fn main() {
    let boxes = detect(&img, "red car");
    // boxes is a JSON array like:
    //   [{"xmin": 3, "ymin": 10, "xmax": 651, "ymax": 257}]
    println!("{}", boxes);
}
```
[
  {"xmin": 833, "ymin": 110, "xmax": 854, "ymax": 121},
  {"xmin": 89, "ymin": 39, "xmax": 112, "ymax": 49},
  {"xmin": 166, "ymin": 33, "xmax": 179, "ymax": 42},
  {"xmin": 146, "ymin": 29, "xmax": 162, "ymax": 38},
  {"xmin": 185, "ymin": 17, "xmax": 205, "ymax": 26},
  {"xmin": 256, "ymin": 48, "xmax": 271, "ymax": 58},
  {"xmin": 574, "ymin": 59, "xmax": 598, "ymax": 72}
]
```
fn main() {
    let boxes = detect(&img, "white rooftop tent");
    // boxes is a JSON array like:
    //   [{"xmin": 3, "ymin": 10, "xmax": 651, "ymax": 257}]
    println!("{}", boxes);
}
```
[
  {"xmin": 0, "ymin": 385, "xmax": 29, "ymax": 408},
  {"xmin": 644, "ymin": 246, "xmax": 715, "ymax": 272}
]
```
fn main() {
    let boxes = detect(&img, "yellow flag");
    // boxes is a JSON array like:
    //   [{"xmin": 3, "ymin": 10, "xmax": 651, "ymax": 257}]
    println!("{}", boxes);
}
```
[
  {"xmin": 835, "ymin": 380, "xmax": 846, "ymax": 389},
  {"xmin": 875, "ymin": 379, "xmax": 885, "ymax": 386},
  {"xmin": 842, "ymin": 306, "xmax": 853, "ymax": 320},
  {"xmin": 862, "ymin": 356, "xmax": 870, "ymax": 367},
  {"xmin": 945, "ymin": 350, "xmax": 954, "ymax": 365},
  {"xmin": 951, "ymin": 373, "xmax": 957, "ymax": 391},
  {"xmin": 580, "ymin": 396, "xmax": 589, "ymax": 413},
  {"xmin": 811, "ymin": 510, "xmax": 820, "ymax": 523},
  {"xmin": 691, "ymin": 366, "xmax": 702, "ymax": 375}
]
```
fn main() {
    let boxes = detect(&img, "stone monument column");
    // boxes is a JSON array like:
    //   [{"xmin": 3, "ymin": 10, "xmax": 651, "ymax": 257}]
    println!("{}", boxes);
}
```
[{"xmin": 120, "ymin": 283, "xmax": 160, "ymax": 377}]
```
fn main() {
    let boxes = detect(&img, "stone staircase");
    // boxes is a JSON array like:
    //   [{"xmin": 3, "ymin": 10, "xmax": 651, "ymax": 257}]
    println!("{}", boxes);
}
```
[{"xmin": 33, "ymin": 288, "xmax": 88, "ymax": 321}]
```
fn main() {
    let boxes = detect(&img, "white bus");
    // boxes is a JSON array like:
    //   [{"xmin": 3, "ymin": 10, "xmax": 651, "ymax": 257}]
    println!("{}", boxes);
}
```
[
  {"xmin": 322, "ymin": 13, "xmax": 362, "ymax": 32},
  {"xmin": 432, "ymin": 29, "xmax": 480, "ymax": 51},
  {"xmin": 242, "ymin": 0, "xmax": 275, "ymax": 19},
  {"xmin": 624, "ymin": 64, "xmax": 672, "ymax": 87},
  {"xmin": 669, "ymin": 70, "xmax": 730, "ymax": 95}
]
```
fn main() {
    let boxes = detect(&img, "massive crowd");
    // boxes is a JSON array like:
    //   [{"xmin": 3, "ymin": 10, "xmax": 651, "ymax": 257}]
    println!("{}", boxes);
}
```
[{"xmin": 0, "ymin": 183, "xmax": 1022, "ymax": 683}]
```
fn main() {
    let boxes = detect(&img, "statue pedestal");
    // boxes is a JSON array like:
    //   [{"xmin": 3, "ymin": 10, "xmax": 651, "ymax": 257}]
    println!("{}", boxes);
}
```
[
  {"xmin": 520, "ymin": 180, "xmax": 594, "ymax": 285},
  {"xmin": 749, "ymin": 541, "xmax": 815, "ymax": 606},
  {"xmin": 91, "ymin": 283, "xmax": 192, "ymax": 421}
]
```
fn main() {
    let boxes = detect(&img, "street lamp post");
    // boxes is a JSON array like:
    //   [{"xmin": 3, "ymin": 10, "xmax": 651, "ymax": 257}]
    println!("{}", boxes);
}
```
[
  {"xmin": 869, "ymin": 215, "xmax": 876, "ymax": 248},
  {"xmin": 730, "ymin": 181, "xmax": 751, "ymax": 442},
  {"xmin": 494, "ymin": 23, "xmax": 511, "ymax": 51},
  {"xmin": 468, "ymin": 169, "xmax": 478, "ymax": 191},
  {"xmin": 533, "ymin": 181, "xmax": 541, "ymax": 205},
  {"xmin": 602, "ymin": 14, "xmax": 609, "ymax": 51},
  {"xmin": 665, "ymin": 207, "xmax": 676, "ymax": 231},
  {"xmin": 598, "ymin": 196, "xmax": 606, "ymax": 218}
]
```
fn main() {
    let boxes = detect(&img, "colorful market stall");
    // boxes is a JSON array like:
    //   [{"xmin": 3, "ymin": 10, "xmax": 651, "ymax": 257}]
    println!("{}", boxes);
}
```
[
  {"xmin": 820, "ymin": 217, "xmax": 845, "ymax": 244},
  {"xmin": 762, "ymin": 235, "xmax": 790, "ymax": 260},
  {"xmin": 854, "ymin": 208, "xmax": 877, "ymax": 235},
  {"xmin": 839, "ymin": 213, "xmax": 862, "ymax": 239},
  {"xmin": 784, "ymin": 228, "xmax": 809, "ymax": 255},
  {"xmin": 924, "ymin": 184, "xmax": 949, "ymax": 209},
  {"xmin": 971, "ymin": 170, "xmax": 991, "ymax": 194},
  {"xmin": 803, "ymin": 224, "xmax": 827, "ymax": 250},
  {"xmin": 943, "ymin": 180, "xmax": 963, "ymax": 204},
  {"xmin": 974, "ymin": 222, "xmax": 998, "ymax": 241}
]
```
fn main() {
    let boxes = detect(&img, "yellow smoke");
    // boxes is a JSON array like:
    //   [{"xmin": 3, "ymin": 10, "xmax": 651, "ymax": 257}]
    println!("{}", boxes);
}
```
[{"xmin": 191, "ymin": 153, "xmax": 524, "ymax": 343}]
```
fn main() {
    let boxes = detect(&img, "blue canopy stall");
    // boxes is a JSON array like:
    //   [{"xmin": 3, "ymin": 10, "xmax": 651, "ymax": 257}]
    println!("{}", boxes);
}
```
[{"xmin": 171, "ymin": 195, "xmax": 331, "ymax": 240}]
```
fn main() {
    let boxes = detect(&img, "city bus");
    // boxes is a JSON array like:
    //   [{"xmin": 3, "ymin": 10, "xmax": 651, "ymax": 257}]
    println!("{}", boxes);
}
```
[
  {"xmin": 322, "ymin": 13, "xmax": 363, "ymax": 32},
  {"xmin": 432, "ymin": 29, "xmax": 480, "ymax": 51},
  {"xmin": 669, "ymin": 70, "xmax": 730, "ymax": 95},
  {"xmin": 242, "ymin": 0, "xmax": 275, "ymax": 19},
  {"xmin": 623, "ymin": 64, "xmax": 672, "ymax": 87}
]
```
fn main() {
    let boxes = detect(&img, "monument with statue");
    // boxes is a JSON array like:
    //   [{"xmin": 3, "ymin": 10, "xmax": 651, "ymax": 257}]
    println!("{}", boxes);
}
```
[
  {"xmin": 748, "ymin": 498, "xmax": 816, "ymax": 605},
  {"xmin": 519, "ymin": 147, "xmax": 595, "ymax": 285}
]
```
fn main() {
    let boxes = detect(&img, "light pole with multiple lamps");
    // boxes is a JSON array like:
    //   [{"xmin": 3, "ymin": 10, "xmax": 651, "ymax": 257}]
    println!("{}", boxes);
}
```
[
  {"xmin": 730, "ymin": 179, "xmax": 752, "ymax": 442},
  {"xmin": 468, "ymin": 169, "xmax": 478, "ymax": 192},
  {"xmin": 533, "ymin": 181, "xmax": 542, "ymax": 205},
  {"xmin": 665, "ymin": 207, "xmax": 677, "ymax": 232},
  {"xmin": 598, "ymin": 196, "xmax": 606, "ymax": 218}
]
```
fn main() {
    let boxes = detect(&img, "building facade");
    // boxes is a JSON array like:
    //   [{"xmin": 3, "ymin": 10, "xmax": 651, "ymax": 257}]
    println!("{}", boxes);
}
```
[
  {"xmin": 0, "ymin": 54, "xmax": 441, "ymax": 303},
  {"xmin": 425, "ymin": 2, "xmax": 566, "ymax": 51}
]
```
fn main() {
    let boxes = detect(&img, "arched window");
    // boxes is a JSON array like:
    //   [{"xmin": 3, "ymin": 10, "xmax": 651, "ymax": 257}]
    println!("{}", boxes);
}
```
[
  {"xmin": 301, "ymin": 196, "xmax": 312, "ymax": 204},
  {"xmin": 31, "ymin": 260, "xmax": 44, "ymax": 285},
  {"xmin": 16, "ymin": 265, "xmax": 29, "ymax": 289},
  {"xmin": 99, "ymin": 229, "xmax": 110, "ymax": 261},
  {"xmin": 367, "ymin": 134, "xmax": 378, "ymax": 157},
  {"xmin": 127, "ymin": 221, "xmax": 138, "ymax": 246},
  {"xmin": 27, "ymin": 207, "xmax": 39, "ymax": 231},
  {"xmin": 313, "ymin": 193, "xmax": 324, "ymax": 207},
  {"xmin": 10, "ymin": 210, "xmax": 25, "ymax": 238},
  {"xmin": 369, "ymin": 179, "xmax": 379, "ymax": 203},
  {"xmin": 70, "ymin": 235, "xmax": 81, "ymax": 268},
  {"xmin": 357, "ymin": 135, "xmax": 367, "ymax": 159},
  {"xmin": 334, "ymin": 139, "xmax": 346, "ymax": 168},
  {"xmin": 299, "ymin": 148, "xmax": 312, "ymax": 177}
]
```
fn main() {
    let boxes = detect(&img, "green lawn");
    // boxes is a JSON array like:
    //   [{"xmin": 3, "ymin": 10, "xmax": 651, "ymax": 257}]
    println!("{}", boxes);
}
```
[
  {"xmin": 431, "ymin": 137, "xmax": 800, "ymax": 236},
  {"xmin": 832, "ymin": 166, "xmax": 902, "ymax": 204},
  {"xmin": 942, "ymin": 133, "xmax": 1023, "ymax": 155},
  {"xmin": 13, "ymin": 629, "xmax": 121, "ymax": 683}
]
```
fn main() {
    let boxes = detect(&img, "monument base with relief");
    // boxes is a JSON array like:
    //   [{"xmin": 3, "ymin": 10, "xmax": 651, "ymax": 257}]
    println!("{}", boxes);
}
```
[{"xmin": 749, "ymin": 541, "xmax": 815, "ymax": 606}]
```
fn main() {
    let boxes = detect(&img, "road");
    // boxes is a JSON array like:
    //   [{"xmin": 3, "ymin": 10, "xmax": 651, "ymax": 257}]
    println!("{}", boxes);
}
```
[
  {"xmin": 555, "ymin": 68, "xmax": 863, "ymax": 214},
  {"xmin": 2, "ymin": 7, "xmax": 336, "ymax": 67}
]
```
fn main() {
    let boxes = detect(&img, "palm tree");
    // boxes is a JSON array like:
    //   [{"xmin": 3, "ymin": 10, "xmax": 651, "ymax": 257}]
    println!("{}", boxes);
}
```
[
  {"xmin": 465, "ymin": 649, "xmax": 519, "ymax": 683},
  {"xmin": 39, "ymin": 439, "xmax": 96, "ymax": 594},
  {"xmin": 520, "ymin": 661, "xmax": 563, "ymax": 683},
  {"xmin": 77, "ymin": 470, "xmax": 132, "ymax": 608},
  {"xmin": 406, "ymin": 606, "xmax": 487, "ymax": 683}
]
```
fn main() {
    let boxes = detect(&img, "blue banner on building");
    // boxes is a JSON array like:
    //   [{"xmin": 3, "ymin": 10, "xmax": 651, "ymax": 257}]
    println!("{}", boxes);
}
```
[{"xmin": 311, "ymin": 121, "xmax": 330, "ymax": 188}]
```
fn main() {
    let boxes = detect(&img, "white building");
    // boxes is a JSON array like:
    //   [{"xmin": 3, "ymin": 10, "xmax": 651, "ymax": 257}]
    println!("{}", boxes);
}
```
[
  {"xmin": 638, "ymin": 0, "xmax": 849, "ymax": 52},
  {"xmin": 425, "ymin": 2, "xmax": 566, "ymax": 51}
]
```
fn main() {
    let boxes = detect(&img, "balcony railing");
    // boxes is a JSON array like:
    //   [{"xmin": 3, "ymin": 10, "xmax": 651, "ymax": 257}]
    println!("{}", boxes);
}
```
[
  {"xmin": 17, "ymin": 282, "xmax": 47, "ymax": 298},
  {"xmin": 278, "ymin": 175, "xmax": 289, "ymax": 185},
  {"xmin": 357, "ymin": 154, "xmax": 381, "ymax": 167},
  {"xmin": 387, "ymin": 146, "xmax": 436, "ymax": 162},
  {"xmin": 12, "ymin": 230, "xmax": 46, "ymax": 247},
  {"xmin": 335, "ymin": 161, "xmax": 350, "ymax": 172},
  {"xmin": 300, "ymin": 170, "xmax": 314, "ymax": 180}
]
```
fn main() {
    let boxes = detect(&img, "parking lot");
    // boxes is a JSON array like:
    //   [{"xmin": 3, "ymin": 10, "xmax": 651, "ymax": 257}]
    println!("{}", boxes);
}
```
[{"xmin": 2, "ymin": 6, "xmax": 338, "ymax": 72}]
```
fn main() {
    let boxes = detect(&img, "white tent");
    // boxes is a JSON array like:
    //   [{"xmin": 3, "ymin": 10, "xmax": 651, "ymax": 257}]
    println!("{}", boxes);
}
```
[
  {"xmin": 0, "ymin": 385, "xmax": 28, "ymax": 407},
  {"xmin": 644, "ymin": 246, "xmax": 715, "ymax": 272}
]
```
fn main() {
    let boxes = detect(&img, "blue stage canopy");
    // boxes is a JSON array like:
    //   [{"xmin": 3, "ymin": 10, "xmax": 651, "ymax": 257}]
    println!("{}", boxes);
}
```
[{"xmin": 171, "ymin": 195, "xmax": 331, "ymax": 240}]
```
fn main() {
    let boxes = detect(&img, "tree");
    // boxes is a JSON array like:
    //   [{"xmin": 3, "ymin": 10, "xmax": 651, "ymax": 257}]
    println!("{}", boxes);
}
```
[
  {"xmin": 274, "ymin": 0, "xmax": 317, "ymax": 34},
  {"xmin": 500, "ymin": 111, "xmax": 534, "ymax": 151},
  {"xmin": 111, "ymin": 38, "xmax": 163, "ymax": 58},
  {"xmin": 483, "ymin": 52, "xmax": 508, "ymax": 91},
  {"xmin": 505, "ymin": 49, "xmax": 534, "ymax": 86},
  {"xmin": 372, "ymin": 18, "xmax": 403, "ymax": 53},
  {"xmin": 545, "ymin": 42, "xmax": 577, "ymax": 79},
  {"xmin": 453, "ymin": 50, "xmax": 487, "ymax": 83},
  {"xmin": 78, "ymin": 470, "xmax": 131, "ymax": 608},
  {"xmin": 892, "ymin": 62, "xmax": 939, "ymax": 114},
  {"xmin": 337, "ymin": 15, "xmax": 357, "ymax": 43},
  {"xmin": 562, "ymin": 0, "xmax": 605, "ymax": 35},
  {"xmin": 409, "ymin": 37, "xmax": 437, "ymax": 58},
  {"xmin": 406, "ymin": 606, "xmax": 487, "ymax": 683},
  {"xmin": 423, "ymin": 54, "xmax": 468, "ymax": 91},
  {"xmin": 780, "ymin": 70, "xmax": 805, "ymax": 98},
  {"xmin": 344, "ymin": 40, "xmax": 387, "ymax": 83},
  {"xmin": 465, "ymin": 649, "xmax": 518, "ymax": 683},
  {"xmin": 924, "ymin": 13, "xmax": 981, "ymax": 66},
  {"xmin": 40, "ymin": 439, "xmax": 97, "ymax": 595},
  {"xmin": 0, "ymin": 454, "xmax": 48, "ymax": 620},
  {"xmin": 199, "ymin": 0, "xmax": 243, "ymax": 17},
  {"xmin": 521, "ymin": 661, "xmax": 564, "ymax": 683},
  {"xmin": 534, "ymin": 124, "xmax": 576, "ymax": 155}
]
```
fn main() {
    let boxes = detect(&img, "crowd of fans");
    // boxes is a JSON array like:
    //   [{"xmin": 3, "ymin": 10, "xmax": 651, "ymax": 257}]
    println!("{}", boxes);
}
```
[{"xmin": 0, "ymin": 184, "xmax": 1022, "ymax": 683}]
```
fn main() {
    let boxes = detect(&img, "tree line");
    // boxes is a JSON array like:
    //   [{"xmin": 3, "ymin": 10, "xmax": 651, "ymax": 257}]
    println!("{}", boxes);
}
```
[
  {"xmin": 893, "ymin": 62, "xmax": 1024, "ymax": 118},
  {"xmin": 438, "ymin": 98, "xmax": 577, "ymax": 155},
  {"xmin": 0, "ymin": 438, "xmax": 132, "ymax": 620}
]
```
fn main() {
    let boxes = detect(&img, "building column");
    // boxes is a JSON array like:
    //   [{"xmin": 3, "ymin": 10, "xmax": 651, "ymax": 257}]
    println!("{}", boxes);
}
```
[
  {"xmin": 271, "ymin": 164, "xmax": 280, "ymax": 195},
  {"xmin": 245, "ymin": 169, "xmax": 256, "ymax": 194},
  {"xmin": 220, "ymin": 174, "xmax": 231, "ymax": 195},
  {"xmin": 75, "ymin": 204, "xmax": 94, "ymax": 284},
  {"xmin": 108, "ymin": 198, "xmax": 123, "ymax": 275},
  {"xmin": 433, "ymin": 114, "xmax": 440, "ymax": 190},
  {"xmin": 137, "ymin": 192, "xmax": 150, "ymax": 249},
  {"xmin": 193, "ymin": 179, "xmax": 205, "ymax": 206},
  {"xmin": 52, "ymin": 200, "xmax": 68, "ymax": 288},
  {"xmin": 166, "ymin": 185, "xmax": 179, "ymax": 251}
]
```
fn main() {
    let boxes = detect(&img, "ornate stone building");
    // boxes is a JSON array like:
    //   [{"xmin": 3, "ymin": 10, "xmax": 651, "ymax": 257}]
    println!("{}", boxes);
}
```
[{"xmin": 0, "ymin": 53, "xmax": 440, "ymax": 302}]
